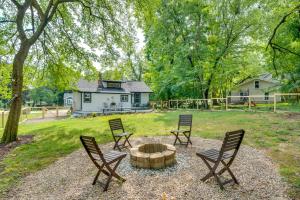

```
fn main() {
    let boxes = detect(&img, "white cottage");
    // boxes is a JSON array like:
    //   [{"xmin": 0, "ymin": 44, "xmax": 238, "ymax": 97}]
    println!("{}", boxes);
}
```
[
  {"xmin": 230, "ymin": 74, "xmax": 281, "ymax": 103},
  {"xmin": 64, "ymin": 79, "xmax": 152, "ymax": 113}
]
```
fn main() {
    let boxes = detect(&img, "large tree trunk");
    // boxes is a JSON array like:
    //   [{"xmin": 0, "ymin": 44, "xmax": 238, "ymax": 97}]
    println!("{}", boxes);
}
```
[{"xmin": 1, "ymin": 42, "xmax": 30, "ymax": 144}]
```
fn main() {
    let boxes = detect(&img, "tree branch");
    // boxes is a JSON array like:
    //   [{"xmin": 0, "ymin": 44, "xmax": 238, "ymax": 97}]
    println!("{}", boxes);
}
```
[
  {"xmin": 267, "ymin": 4, "xmax": 300, "ymax": 50},
  {"xmin": 10, "ymin": 0, "xmax": 21, "ymax": 8},
  {"xmin": 15, "ymin": 0, "xmax": 31, "ymax": 42},
  {"xmin": 0, "ymin": 20, "xmax": 16, "ymax": 23},
  {"xmin": 31, "ymin": 0, "xmax": 45, "ymax": 19}
]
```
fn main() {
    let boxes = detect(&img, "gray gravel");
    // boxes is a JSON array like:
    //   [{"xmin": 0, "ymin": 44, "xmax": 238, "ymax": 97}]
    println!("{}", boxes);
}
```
[{"xmin": 2, "ymin": 136, "xmax": 289, "ymax": 200}]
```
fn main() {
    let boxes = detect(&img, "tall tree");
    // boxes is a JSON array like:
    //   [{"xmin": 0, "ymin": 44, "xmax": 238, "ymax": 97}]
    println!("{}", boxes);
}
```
[
  {"xmin": 0, "ymin": 0, "xmax": 133, "ymax": 143},
  {"xmin": 137, "ymin": 0, "xmax": 267, "ymax": 100},
  {"xmin": 267, "ymin": 3, "xmax": 300, "ymax": 92}
]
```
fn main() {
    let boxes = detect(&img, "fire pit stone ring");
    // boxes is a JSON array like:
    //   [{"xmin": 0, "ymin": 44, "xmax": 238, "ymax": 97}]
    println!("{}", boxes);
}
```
[{"xmin": 130, "ymin": 143, "xmax": 176, "ymax": 169}]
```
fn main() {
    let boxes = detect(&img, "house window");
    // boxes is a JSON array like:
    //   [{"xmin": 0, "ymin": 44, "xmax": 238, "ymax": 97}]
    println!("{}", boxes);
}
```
[
  {"xmin": 134, "ymin": 93, "xmax": 141, "ymax": 105},
  {"xmin": 255, "ymin": 80, "xmax": 259, "ymax": 89},
  {"xmin": 66, "ymin": 98, "xmax": 73, "ymax": 105},
  {"xmin": 107, "ymin": 82, "xmax": 121, "ymax": 88},
  {"xmin": 121, "ymin": 95, "xmax": 128, "ymax": 102},
  {"xmin": 83, "ymin": 92, "xmax": 91, "ymax": 103},
  {"xmin": 265, "ymin": 92, "xmax": 269, "ymax": 100},
  {"xmin": 240, "ymin": 92, "xmax": 243, "ymax": 101}
]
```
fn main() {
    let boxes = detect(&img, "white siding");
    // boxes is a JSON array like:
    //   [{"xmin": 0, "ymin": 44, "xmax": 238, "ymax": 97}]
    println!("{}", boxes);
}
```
[
  {"xmin": 231, "ymin": 80, "xmax": 281, "ymax": 103},
  {"xmin": 141, "ymin": 93, "xmax": 150, "ymax": 105},
  {"xmin": 81, "ymin": 93, "xmax": 131, "ymax": 112},
  {"xmin": 73, "ymin": 92, "xmax": 81, "ymax": 111}
]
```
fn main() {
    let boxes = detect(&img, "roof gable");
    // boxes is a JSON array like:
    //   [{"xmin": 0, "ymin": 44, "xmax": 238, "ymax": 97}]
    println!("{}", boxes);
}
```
[
  {"xmin": 76, "ymin": 79, "xmax": 152, "ymax": 93},
  {"xmin": 237, "ymin": 73, "xmax": 280, "ymax": 87}
]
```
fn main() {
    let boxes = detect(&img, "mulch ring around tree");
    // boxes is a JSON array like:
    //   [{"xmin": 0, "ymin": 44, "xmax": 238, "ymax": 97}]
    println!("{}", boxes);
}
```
[
  {"xmin": 3, "ymin": 136, "xmax": 290, "ymax": 200},
  {"xmin": 0, "ymin": 135, "xmax": 34, "ymax": 162}
]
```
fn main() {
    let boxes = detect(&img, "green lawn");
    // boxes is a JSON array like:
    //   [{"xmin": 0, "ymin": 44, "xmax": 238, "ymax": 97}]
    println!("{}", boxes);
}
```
[{"xmin": 0, "ymin": 111, "xmax": 300, "ymax": 198}]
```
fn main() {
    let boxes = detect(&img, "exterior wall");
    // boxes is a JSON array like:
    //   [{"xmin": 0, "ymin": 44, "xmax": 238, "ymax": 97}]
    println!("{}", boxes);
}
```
[
  {"xmin": 231, "ymin": 80, "xmax": 281, "ymax": 103},
  {"xmin": 63, "ymin": 93, "xmax": 73, "ymax": 107},
  {"xmin": 73, "ymin": 92, "xmax": 82, "ymax": 111},
  {"xmin": 81, "ymin": 93, "xmax": 131, "ymax": 112},
  {"xmin": 141, "ymin": 93, "xmax": 150, "ymax": 106}
]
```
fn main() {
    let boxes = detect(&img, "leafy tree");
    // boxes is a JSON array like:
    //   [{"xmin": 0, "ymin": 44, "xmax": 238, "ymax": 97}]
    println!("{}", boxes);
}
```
[
  {"xmin": 137, "ymin": 0, "xmax": 268, "ymax": 100},
  {"xmin": 0, "ymin": 0, "xmax": 134, "ymax": 143},
  {"xmin": 267, "ymin": 3, "xmax": 300, "ymax": 93},
  {"xmin": 27, "ymin": 87, "xmax": 57, "ymax": 106}
]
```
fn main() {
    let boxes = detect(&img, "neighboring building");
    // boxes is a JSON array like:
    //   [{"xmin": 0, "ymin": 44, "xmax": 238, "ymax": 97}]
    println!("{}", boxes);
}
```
[
  {"xmin": 64, "ymin": 78, "xmax": 152, "ymax": 113},
  {"xmin": 230, "ymin": 74, "xmax": 281, "ymax": 103},
  {"xmin": 63, "ymin": 93, "xmax": 73, "ymax": 107}
]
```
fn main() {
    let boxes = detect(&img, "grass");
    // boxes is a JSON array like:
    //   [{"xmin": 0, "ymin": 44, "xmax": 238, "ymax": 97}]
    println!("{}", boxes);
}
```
[
  {"xmin": 1, "ymin": 111, "xmax": 43, "ymax": 128},
  {"xmin": 0, "ymin": 110, "xmax": 300, "ymax": 198}
]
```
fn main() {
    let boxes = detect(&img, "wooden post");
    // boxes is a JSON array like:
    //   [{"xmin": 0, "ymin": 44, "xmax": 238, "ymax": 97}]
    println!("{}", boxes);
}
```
[
  {"xmin": 168, "ymin": 100, "xmax": 170, "ymax": 109},
  {"xmin": 274, "ymin": 94, "xmax": 277, "ymax": 112},
  {"xmin": 2, "ymin": 111, "xmax": 4, "ymax": 128},
  {"xmin": 248, "ymin": 96, "xmax": 251, "ymax": 111},
  {"xmin": 197, "ymin": 100, "xmax": 199, "ymax": 110},
  {"xmin": 42, "ymin": 107, "xmax": 45, "ymax": 119},
  {"xmin": 56, "ymin": 107, "xmax": 59, "ymax": 117},
  {"xmin": 161, "ymin": 100, "xmax": 163, "ymax": 109},
  {"xmin": 226, "ymin": 97, "xmax": 228, "ymax": 111},
  {"xmin": 177, "ymin": 100, "xmax": 178, "ymax": 109},
  {"xmin": 186, "ymin": 99, "xmax": 188, "ymax": 109}
]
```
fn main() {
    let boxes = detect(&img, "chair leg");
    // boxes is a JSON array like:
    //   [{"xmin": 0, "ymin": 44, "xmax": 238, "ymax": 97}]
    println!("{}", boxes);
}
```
[
  {"xmin": 200, "ymin": 157, "xmax": 225, "ymax": 189},
  {"xmin": 93, "ymin": 164, "xmax": 105, "ymax": 185},
  {"xmin": 172, "ymin": 132, "xmax": 179, "ymax": 145},
  {"xmin": 200, "ymin": 157, "xmax": 215, "ymax": 181},
  {"xmin": 221, "ymin": 161, "xmax": 239, "ymax": 184},
  {"xmin": 102, "ymin": 158, "xmax": 126, "ymax": 191},
  {"xmin": 184, "ymin": 132, "xmax": 192, "ymax": 147},
  {"xmin": 103, "ymin": 175, "xmax": 113, "ymax": 191},
  {"xmin": 109, "ymin": 159, "xmax": 126, "ymax": 182},
  {"xmin": 113, "ymin": 137, "xmax": 122, "ymax": 151},
  {"xmin": 124, "ymin": 135, "xmax": 132, "ymax": 148},
  {"xmin": 93, "ymin": 169, "xmax": 101, "ymax": 185}
]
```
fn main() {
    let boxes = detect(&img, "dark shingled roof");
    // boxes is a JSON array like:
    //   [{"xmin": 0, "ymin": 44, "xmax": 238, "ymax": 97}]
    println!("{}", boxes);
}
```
[
  {"xmin": 76, "ymin": 79, "xmax": 152, "ymax": 93},
  {"xmin": 122, "ymin": 81, "xmax": 152, "ymax": 93}
]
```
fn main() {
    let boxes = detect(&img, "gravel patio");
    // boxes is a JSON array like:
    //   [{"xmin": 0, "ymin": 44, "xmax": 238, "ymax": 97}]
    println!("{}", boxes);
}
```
[{"xmin": 3, "ymin": 136, "xmax": 289, "ymax": 200}]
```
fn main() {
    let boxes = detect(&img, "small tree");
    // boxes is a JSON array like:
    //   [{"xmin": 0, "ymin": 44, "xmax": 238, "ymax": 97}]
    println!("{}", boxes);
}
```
[{"xmin": 0, "ymin": 0, "xmax": 132, "ymax": 143}]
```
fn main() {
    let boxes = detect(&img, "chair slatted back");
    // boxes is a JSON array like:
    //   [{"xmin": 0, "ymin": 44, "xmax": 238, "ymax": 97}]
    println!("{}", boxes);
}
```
[
  {"xmin": 109, "ymin": 118, "xmax": 124, "ymax": 134},
  {"xmin": 221, "ymin": 129, "xmax": 245, "ymax": 153},
  {"xmin": 178, "ymin": 114, "xmax": 193, "ymax": 130},
  {"xmin": 80, "ymin": 136, "xmax": 103, "ymax": 162}
]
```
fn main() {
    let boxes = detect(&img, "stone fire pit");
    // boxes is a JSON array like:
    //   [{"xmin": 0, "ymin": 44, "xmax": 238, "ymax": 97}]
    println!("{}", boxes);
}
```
[{"xmin": 130, "ymin": 143, "xmax": 176, "ymax": 169}]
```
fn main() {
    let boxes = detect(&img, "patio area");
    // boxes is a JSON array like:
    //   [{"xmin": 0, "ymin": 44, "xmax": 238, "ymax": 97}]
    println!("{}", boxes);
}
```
[{"xmin": 3, "ymin": 136, "xmax": 288, "ymax": 200}]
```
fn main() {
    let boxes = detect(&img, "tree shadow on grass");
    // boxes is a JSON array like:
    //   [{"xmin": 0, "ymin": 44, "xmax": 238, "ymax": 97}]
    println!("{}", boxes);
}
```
[{"xmin": 0, "ymin": 125, "xmax": 115, "ymax": 195}]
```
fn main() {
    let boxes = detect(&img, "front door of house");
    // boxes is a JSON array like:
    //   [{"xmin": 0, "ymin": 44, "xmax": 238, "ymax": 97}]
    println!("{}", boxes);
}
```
[{"xmin": 133, "ymin": 93, "xmax": 141, "ymax": 107}]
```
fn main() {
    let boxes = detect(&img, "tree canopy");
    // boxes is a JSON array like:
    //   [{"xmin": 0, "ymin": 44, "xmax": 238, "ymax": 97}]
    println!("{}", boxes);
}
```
[{"xmin": 134, "ymin": 0, "xmax": 300, "ymax": 100}]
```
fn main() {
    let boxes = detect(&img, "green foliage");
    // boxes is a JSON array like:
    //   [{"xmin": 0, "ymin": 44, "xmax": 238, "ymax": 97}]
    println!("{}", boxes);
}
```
[
  {"xmin": 267, "ymin": 2, "xmax": 300, "ymax": 93},
  {"xmin": 27, "ymin": 87, "xmax": 58, "ymax": 106},
  {"xmin": 0, "ymin": 0, "xmax": 140, "ymax": 91},
  {"xmin": 137, "ymin": 0, "xmax": 270, "ymax": 100}
]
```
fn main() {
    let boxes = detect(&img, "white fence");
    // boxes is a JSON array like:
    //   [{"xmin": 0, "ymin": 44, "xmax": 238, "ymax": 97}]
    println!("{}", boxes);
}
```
[
  {"xmin": 151, "ymin": 93, "xmax": 300, "ymax": 113},
  {"xmin": 1, "ymin": 107, "xmax": 71, "ymax": 128}
]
